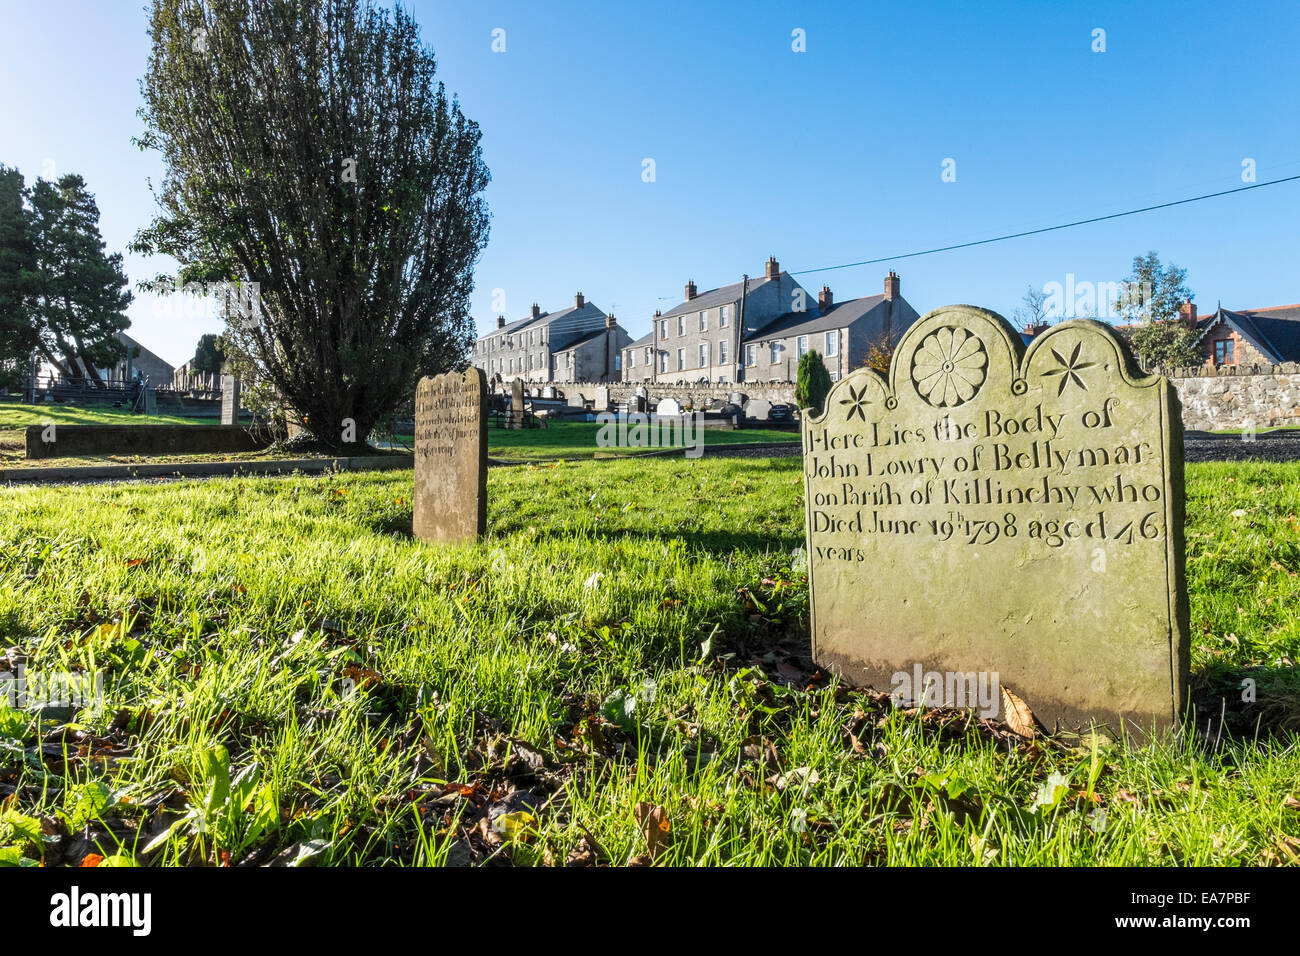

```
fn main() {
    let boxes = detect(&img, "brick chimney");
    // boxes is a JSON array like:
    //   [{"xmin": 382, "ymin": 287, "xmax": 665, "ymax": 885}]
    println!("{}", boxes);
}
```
[
  {"xmin": 818, "ymin": 285, "xmax": 833, "ymax": 312},
  {"xmin": 575, "ymin": 292, "xmax": 585, "ymax": 309},
  {"xmin": 685, "ymin": 281, "xmax": 697, "ymax": 301},
  {"xmin": 606, "ymin": 312, "xmax": 617, "ymax": 330},
  {"xmin": 884, "ymin": 271, "xmax": 900, "ymax": 300},
  {"xmin": 497, "ymin": 314, "xmax": 505, "ymax": 329},
  {"xmin": 530, "ymin": 303, "xmax": 541, "ymax": 319},
  {"xmin": 1022, "ymin": 320, "xmax": 1049, "ymax": 337},
  {"xmin": 765, "ymin": 256, "xmax": 780, "ymax": 280},
  {"xmin": 1179, "ymin": 299, "xmax": 1197, "ymax": 327}
]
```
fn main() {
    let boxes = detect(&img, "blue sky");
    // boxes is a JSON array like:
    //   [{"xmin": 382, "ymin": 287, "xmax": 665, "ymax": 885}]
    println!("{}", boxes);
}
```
[{"xmin": 1, "ymin": 0, "xmax": 1297, "ymax": 366}]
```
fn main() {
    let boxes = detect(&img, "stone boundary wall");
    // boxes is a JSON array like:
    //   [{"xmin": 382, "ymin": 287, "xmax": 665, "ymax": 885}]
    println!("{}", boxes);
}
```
[
  {"xmin": 550, "ymin": 381, "xmax": 797, "ymax": 409},
  {"xmin": 25, "ymin": 424, "xmax": 273, "ymax": 460},
  {"xmin": 1167, "ymin": 363, "xmax": 1300, "ymax": 431}
]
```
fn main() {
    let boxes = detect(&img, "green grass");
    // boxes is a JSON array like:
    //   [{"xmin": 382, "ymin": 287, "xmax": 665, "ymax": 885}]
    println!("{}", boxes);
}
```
[
  {"xmin": 0, "ymin": 404, "xmax": 208, "ymax": 428},
  {"xmin": 479, "ymin": 419, "xmax": 797, "ymax": 460},
  {"xmin": 0, "ymin": 457, "xmax": 1297, "ymax": 867}
]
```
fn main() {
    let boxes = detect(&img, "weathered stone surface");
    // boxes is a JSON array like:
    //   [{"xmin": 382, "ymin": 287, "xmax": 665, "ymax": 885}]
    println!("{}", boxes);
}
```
[
  {"xmin": 414, "ymin": 369, "xmax": 487, "ymax": 545},
  {"xmin": 220, "ymin": 375, "xmax": 240, "ymax": 426},
  {"xmin": 656, "ymin": 397, "xmax": 682, "ymax": 416},
  {"xmin": 511, "ymin": 379, "xmax": 526, "ymax": 428},
  {"xmin": 802, "ymin": 306, "xmax": 1189, "ymax": 738},
  {"xmin": 25, "ymin": 424, "xmax": 271, "ymax": 459},
  {"xmin": 743, "ymin": 398, "xmax": 772, "ymax": 421}
]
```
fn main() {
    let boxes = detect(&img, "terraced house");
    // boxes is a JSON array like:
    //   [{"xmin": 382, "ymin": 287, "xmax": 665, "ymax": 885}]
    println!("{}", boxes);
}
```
[
  {"xmin": 623, "ymin": 258, "xmax": 919, "ymax": 384},
  {"xmin": 1182, "ymin": 301, "xmax": 1300, "ymax": 367},
  {"xmin": 472, "ymin": 293, "xmax": 632, "ymax": 384}
]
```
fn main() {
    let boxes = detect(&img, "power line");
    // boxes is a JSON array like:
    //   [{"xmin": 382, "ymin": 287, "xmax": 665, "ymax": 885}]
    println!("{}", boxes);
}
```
[{"xmin": 789, "ymin": 174, "xmax": 1300, "ymax": 277}]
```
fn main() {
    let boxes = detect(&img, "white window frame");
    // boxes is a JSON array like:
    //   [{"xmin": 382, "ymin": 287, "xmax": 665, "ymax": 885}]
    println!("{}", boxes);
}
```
[
  {"xmin": 825, "ymin": 330, "xmax": 838, "ymax": 356},
  {"xmin": 699, "ymin": 310, "xmax": 707, "ymax": 332},
  {"xmin": 720, "ymin": 305, "xmax": 729, "ymax": 327},
  {"xmin": 677, "ymin": 348, "xmax": 685, "ymax": 371},
  {"xmin": 699, "ymin": 343, "xmax": 708, "ymax": 368},
  {"xmin": 769, "ymin": 342, "xmax": 781, "ymax": 364},
  {"xmin": 797, "ymin": 335, "xmax": 809, "ymax": 358},
  {"xmin": 746, "ymin": 344, "xmax": 756, "ymax": 367},
  {"xmin": 718, "ymin": 339, "xmax": 728, "ymax": 364},
  {"xmin": 677, "ymin": 316, "xmax": 685, "ymax": 336}
]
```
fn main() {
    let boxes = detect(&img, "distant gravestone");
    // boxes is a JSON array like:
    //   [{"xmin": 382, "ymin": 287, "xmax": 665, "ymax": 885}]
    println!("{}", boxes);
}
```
[
  {"xmin": 802, "ymin": 306, "xmax": 1188, "ymax": 738},
  {"xmin": 511, "ymin": 379, "xmax": 525, "ymax": 428},
  {"xmin": 634, "ymin": 387, "xmax": 648, "ymax": 413},
  {"xmin": 729, "ymin": 391, "xmax": 748, "ymax": 407},
  {"xmin": 656, "ymin": 397, "xmax": 682, "ymax": 416},
  {"xmin": 143, "ymin": 387, "xmax": 157, "ymax": 416},
  {"xmin": 743, "ymin": 398, "xmax": 772, "ymax": 421},
  {"xmin": 220, "ymin": 375, "xmax": 240, "ymax": 426},
  {"xmin": 567, "ymin": 393, "xmax": 587, "ymax": 409},
  {"xmin": 414, "ymin": 369, "xmax": 488, "ymax": 544},
  {"xmin": 594, "ymin": 386, "xmax": 610, "ymax": 410}
]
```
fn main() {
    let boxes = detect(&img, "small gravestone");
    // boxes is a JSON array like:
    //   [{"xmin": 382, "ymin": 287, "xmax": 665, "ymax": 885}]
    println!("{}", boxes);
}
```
[
  {"xmin": 511, "ymin": 379, "xmax": 525, "ymax": 428},
  {"xmin": 730, "ymin": 391, "xmax": 748, "ymax": 407},
  {"xmin": 567, "ymin": 393, "xmax": 587, "ymax": 409},
  {"xmin": 802, "ymin": 305, "xmax": 1189, "ymax": 738},
  {"xmin": 594, "ymin": 386, "xmax": 610, "ymax": 410},
  {"xmin": 744, "ymin": 398, "xmax": 772, "ymax": 421},
  {"xmin": 656, "ymin": 397, "xmax": 682, "ymax": 416},
  {"xmin": 414, "ymin": 369, "xmax": 488, "ymax": 544},
  {"xmin": 220, "ymin": 375, "xmax": 240, "ymax": 426}
]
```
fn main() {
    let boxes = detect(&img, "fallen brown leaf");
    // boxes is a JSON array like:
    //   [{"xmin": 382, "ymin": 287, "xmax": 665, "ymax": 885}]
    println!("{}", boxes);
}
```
[{"xmin": 1000, "ymin": 686, "xmax": 1037, "ymax": 738}]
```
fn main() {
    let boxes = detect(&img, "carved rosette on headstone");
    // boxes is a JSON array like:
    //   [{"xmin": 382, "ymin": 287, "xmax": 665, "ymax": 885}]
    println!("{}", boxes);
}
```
[
  {"xmin": 802, "ymin": 306, "xmax": 1189, "ymax": 738},
  {"xmin": 414, "ymin": 369, "xmax": 488, "ymax": 544}
]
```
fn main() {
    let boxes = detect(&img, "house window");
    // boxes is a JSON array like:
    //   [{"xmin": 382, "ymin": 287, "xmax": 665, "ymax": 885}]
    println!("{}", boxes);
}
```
[
  {"xmin": 1214, "ymin": 339, "xmax": 1235, "ymax": 365},
  {"xmin": 644, "ymin": 347, "xmax": 651, "ymax": 365},
  {"xmin": 769, "ymin": 343, "xmax": 781, "ymax": 364},
  {"xmin": 797, "ymin": 335, "xmax": 809, "ymax": 358},
  {"xmin": 699, "ymin": 311, "xmax": 707, "ymax": 331},
  {"xmin": 660, "ymin": 352, "xmax": 668, "ymax": 373},
  {"xmin": 627, "ymin": 351, "xmax": 634, "ymax": 368},
  {"xmin": 746, "ymin": 345, "xmax": 756, "ymax": 367},
  {"xmin": 698, "ymin": 343, "xmax": 708, "ymax": 368},
  {"xmin": 660, "ymin": 320, "xmax": 667, "ymax": 338},
  {"xmin": 718, "ymin": 339, "xmax": 728, "ymax": 364},
  {"xmin": 720, "ymin": 305, "xmax": 729, "ymax": 327},
  {"xmin": 677, "ymin": 348, "xmax": 685, "ymax": 371},
  {"xmin": 678, "ymin": 316, "xmax": 685, "ymax": 336},
  {"xmin": 614, "ymin": 355, "xmax": 622, "ymax": 372},
  {"xmin": 825, "ymin": 331, "xmax": 838, "ymax": 356}
]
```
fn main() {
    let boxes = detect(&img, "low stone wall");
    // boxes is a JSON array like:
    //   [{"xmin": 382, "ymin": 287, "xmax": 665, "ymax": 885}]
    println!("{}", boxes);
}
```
[
  {"xmin": 555, "ymin": 381, "xmax": 796, "ymax": 409},
  {"xmin": 1168, "ymin": 363, "xmax": 1300, "ymax": 431},
  {"xmin": 25, "ymin": 424, "xmax": 273, "ymax": 460}
]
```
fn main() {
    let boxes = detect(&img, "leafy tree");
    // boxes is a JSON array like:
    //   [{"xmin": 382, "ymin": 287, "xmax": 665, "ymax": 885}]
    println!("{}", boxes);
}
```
[
  {"xmin": 192, "ymin": 332, "xmax": 226, "ymax": 374},
  {"xmin": 796, "ymin": 349, "xmax": 833, "ymax": 415},
  {"xmin": 28, "ymin": 175, "xmax": 132, "ymax": 382},
  {"xmin": 133, "ymin": 0, "xmax": 491, "ymax": 451},
  {"xmin": 1113, "ymin": 252, "xmax": 1200, "ymax": 370},
  {"xmin": 0, "ymin": 166, "xmax": 38, "ymax": 389}
]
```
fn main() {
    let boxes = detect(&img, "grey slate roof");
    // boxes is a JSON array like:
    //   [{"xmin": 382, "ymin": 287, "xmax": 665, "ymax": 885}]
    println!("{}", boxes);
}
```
[
  {"xmin": 552, "ymin": 327, "xmax": 610, "ymax": 353},
  {"xmin": 478, "ymin": 301, "xmax": 608, "ymax": 342},
  {"xmin": 625, "ymin": 330, "xmax": 655, "ymax": 349},
  {"xmin": 743, "ymin": 294, "xmax": 888, "ymax": 344},
  {"xmin": 1195, "ymin": 305, "xmax": 1300, "ymax": 363},
  {"xmin": 659, "ymin": 275, "xmax": 777, "ymax": 319}
]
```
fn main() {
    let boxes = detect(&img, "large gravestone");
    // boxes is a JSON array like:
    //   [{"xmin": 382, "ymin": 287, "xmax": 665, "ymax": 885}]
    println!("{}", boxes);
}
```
[
  {"xmin": 511, "ymin": 379, "xmax": 525, "ymax": 428},
  {"xmin": 220, "ymin": 375, "xmax": 240, "ymax": 426},
  {"xmin": 414, "ymin": 369, "xmax": 488, "ymax": 544},
  {"xmin": 803, "ymin": 306, "xmax": 1188, "ymax": 738}
]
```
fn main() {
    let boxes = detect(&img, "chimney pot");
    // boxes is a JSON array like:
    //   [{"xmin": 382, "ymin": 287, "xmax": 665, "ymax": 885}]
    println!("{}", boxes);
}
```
[
  {"xmin": 575, "ymin": 292, "xmax": 585, "ymax": 309},
  {"xmin": 818, "ymin": 285, "xmax": 833, "ymax": 311},
  {"xmin": 606, "ymin": 312, "xmax": 617, "ymax": 329},
  {"xmin": 530, "ymin": 303, "xmax": 540, "ymax": 319},
  {"xmin": 765, "ymin": 257, "xmax": 780, "ymax": 280},
  {"xmin": 685, "ymin": 281, "xmax": 697, "ymax": 300},
  {"xmin": 1179, "ymin": 299, "xmax": 1197, "ymax": 326},
  {"xmin": 884, "ymin": 271, "xmax": 900, "ymax": 300},
  {"xmin": 497, "ymin": 314, "xmax": 505, "ymax": 329}
]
